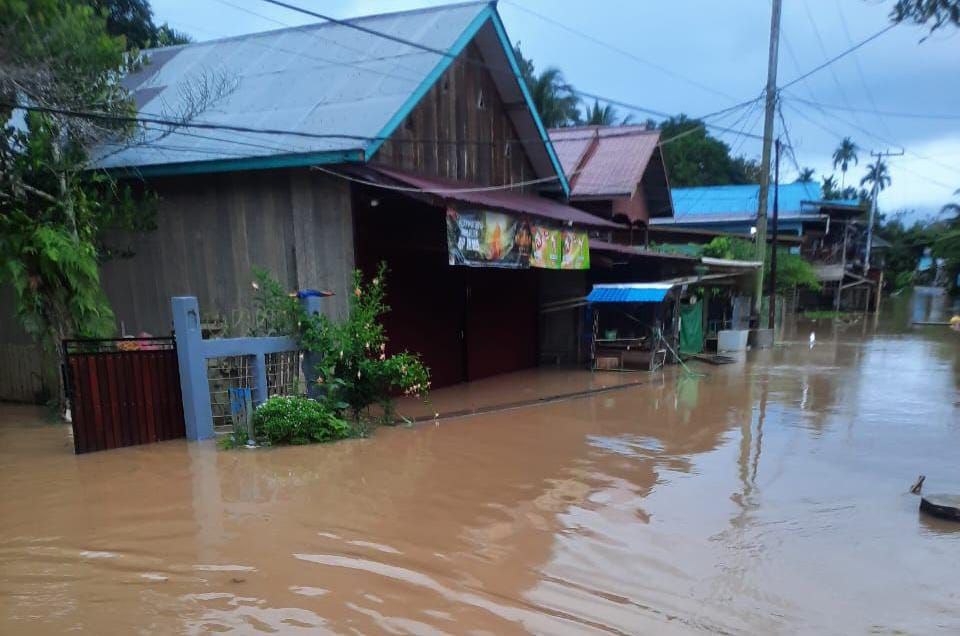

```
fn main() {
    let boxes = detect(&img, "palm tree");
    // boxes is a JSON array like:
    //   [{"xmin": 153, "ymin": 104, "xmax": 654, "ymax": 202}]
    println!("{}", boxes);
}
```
[
  {"xmin": 822, "ymin": 174, "xmax": 839, "ymax": 199},
  {"xmin": 832, "ymin": 137, "xmax": 859, "ymax": 188},
  {"xmin": 584, "ymin": 99, "xmax": 618, "ymax": 126},
  {"xmin": 514, "ymin": 43, "xmax": 580, "ymax": 128},
  {"xmin": 860, "ymin": 158, "xmax": 892, "ymax": 193},
  {"xmin": 796, "ymin": 167, "xmax": 816, "ymax": 183}
]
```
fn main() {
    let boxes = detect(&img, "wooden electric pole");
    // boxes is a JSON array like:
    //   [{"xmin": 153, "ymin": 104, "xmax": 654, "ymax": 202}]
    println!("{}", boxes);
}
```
[
  {"xmin": 768, "ymin": 138, "xmax": 781, "ymax": 333},
  {"xmin": 753, "ymin": 0, "xmax": 783, "ymax": 316}
]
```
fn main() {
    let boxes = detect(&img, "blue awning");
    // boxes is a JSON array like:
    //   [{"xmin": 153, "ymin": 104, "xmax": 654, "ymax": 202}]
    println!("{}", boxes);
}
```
[{"xmin": 587, "ymin": 284, "xmax": 672, "ymax": 303}]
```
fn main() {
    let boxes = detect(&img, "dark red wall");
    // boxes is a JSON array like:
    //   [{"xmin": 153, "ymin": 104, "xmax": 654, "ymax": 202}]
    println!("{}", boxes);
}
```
[{"xmin": 354, "ymin": 189, "xmax": 538, "ymax": 388}]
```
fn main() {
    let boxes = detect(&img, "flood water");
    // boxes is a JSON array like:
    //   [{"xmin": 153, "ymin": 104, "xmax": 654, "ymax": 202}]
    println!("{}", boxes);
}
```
[{"xmin": 2, "ymin": 299, "xmax": 960, "ymax": 634}]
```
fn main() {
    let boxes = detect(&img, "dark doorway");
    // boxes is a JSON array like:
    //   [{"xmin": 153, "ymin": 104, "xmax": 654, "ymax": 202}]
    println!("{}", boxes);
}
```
[{"xmin": 353, "ymin": 187, "xmax": 538, "ymax": 388}]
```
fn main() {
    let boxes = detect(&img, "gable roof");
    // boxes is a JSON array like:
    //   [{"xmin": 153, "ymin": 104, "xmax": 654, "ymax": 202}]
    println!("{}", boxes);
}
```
[
  {"xmin": 549, "ymin": 125, "xmax": 660, "ymax": 197},
  {"xmin": 92, "ymin": 1, "xmax": 569, "ymax": 193},
  {"xmin": 652, "ymin": 182, "xmax": 860, "ymax": 226}
]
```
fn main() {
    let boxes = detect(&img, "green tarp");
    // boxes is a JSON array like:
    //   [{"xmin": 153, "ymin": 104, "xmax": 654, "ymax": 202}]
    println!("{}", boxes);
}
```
[{"xmin": 679, "ymin": 300, "xmax": 704, "ymax": 355}]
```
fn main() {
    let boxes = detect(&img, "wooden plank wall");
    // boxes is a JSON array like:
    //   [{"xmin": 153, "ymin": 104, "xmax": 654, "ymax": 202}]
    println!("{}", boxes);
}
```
[
  {"xmin": 98, "ymin": 168, "xmax": 354, "ymax": 336},
  {"xmin": 0, "ymin": 344, "xmax": 58, "ymax": 403},
  {"xmin": 1, "ymin": 168, "xmax": 355, "ymax": 404},
  {"xmin": 375, "ymin": 42, "xmax": 537, "ymax": 190}
]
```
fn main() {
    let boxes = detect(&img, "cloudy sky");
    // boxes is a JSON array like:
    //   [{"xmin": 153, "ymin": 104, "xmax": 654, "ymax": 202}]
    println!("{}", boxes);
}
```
[{"xmin": 151, "ymin": 0, "xmax": 960, "ymax": 219}]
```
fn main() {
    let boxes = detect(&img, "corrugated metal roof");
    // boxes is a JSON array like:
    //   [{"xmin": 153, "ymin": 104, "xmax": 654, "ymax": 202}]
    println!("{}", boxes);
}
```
[
  {"xmin": 652, "ymin": 183, "xmax": 860, "ymax": 227},
  {"xmin": 549, "ymin": 125, "xmax": 660, "ymax": 197},
  {"xmin": 670, "ymin": 183, "xmax": 858, "ymax": 217},
  {"xmin": 370, "ymin": 166, "xmax": 623, "ymax": 228},
  {"xmin": 91, "ymin": 2, "xmax": 490, "ymax": 170},
  {"xmin": 587, "ymin": 283, "xmax": 672, "ymax": 303}
]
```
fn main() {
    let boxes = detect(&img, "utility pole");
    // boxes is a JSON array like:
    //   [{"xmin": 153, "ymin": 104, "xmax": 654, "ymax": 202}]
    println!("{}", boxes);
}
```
[
  {"xmin": 753, "ymin": 0, "xmax": 783, "ymax": 316},
  {"xmin": 864, "ymin": 149, "xmax": 903, "ymax": 272},
  {"xmin": 768, "ymin": 138, "xmax": 781, "ymax": 333}
]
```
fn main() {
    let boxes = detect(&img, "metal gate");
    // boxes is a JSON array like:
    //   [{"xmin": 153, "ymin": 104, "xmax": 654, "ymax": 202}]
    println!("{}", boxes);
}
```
[{"xmin": 64, "ymin": 338, "xmax": 185, "ymax": 454}]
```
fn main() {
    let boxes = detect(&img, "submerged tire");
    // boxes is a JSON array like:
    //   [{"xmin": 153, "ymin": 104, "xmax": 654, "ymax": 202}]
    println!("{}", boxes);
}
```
[{"xmin": 920, "ymin": 494, "xmax": 960, "ymax": 522}]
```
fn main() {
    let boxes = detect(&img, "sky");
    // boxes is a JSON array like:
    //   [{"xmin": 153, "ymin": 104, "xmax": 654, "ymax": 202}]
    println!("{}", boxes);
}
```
[{"xmin": 150, "ymin": 0, "xmax": 960, "ymax": 221}]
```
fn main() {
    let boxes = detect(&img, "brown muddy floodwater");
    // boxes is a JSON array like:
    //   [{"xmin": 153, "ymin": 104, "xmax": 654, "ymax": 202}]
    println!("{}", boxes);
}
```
[{"xmin": 2, "ymin": 305, "xmax": 960, "ymax": 634}]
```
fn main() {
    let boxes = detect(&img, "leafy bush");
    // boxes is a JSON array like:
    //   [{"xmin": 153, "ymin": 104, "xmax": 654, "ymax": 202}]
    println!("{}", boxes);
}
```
[
  {"xmin": 703, "ymin": 237, "xmax": 821, "ymax": 293},
  {"xmin": 300, "ymin": 264, "xmax": 430, "ymax": 420},
  {"xmin": 252, "ymin": 395, "xmax": 351, "ymax": 446},
  {"xmin": 249, "ymin": 266, "xmax": 301, "ymax": 336}
]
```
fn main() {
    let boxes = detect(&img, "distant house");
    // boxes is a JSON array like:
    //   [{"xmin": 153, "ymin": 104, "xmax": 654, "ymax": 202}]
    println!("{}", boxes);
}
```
[
  {"xmin": 0, "ymin": 1, "xmax": 629, "ymax": 397},
  {"xmin": 652, "ymin": 182, "xmax": 886, "ymax": 310},
  {"xmin": 548, "ymin": 125, "xmax": 674, "ymax": 225},
  {"xmin": 652, "ymin": 182, "xmax": 861, "ymax": 237}
]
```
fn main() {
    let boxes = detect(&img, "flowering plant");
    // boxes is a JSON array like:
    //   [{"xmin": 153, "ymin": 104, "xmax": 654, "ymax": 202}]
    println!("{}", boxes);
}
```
[{"xmin": 299, "ymin": 263, "xmax": 430, "ymax": 421}]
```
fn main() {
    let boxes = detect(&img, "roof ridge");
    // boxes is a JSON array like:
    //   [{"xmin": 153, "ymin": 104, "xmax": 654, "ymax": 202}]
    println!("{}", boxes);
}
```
[
  {"xmin": 549, "ymin": 124, "xmax": 655, "ymax": 135},
  {"xmin": 144, "ymin": 1, "xmax": 491, "ymax": 52}
]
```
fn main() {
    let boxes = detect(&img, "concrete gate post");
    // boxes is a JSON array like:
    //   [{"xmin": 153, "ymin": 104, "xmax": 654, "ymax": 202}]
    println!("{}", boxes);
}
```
[
  {"xmin": 299, "ymin": 294, "xmax": 324, "ymax": 400},
  {"xmin": 171, "ymin": 296, "xmax": 214, "ymax": 441}
]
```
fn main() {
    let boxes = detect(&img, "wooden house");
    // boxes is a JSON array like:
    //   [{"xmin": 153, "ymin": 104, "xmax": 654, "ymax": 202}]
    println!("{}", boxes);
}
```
[{"xmin": 0, "ymin": 1, "xmax": 625, "ymax": 398}]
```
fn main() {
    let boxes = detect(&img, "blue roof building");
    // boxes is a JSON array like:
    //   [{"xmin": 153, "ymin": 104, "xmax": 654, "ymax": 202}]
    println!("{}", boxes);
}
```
[{"xmin": 650, "ymin": 183, "xmax": 862, "ymax": 235}]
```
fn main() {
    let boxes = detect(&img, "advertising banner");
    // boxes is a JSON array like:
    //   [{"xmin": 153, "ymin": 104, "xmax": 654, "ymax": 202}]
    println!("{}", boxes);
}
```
[
  {"xmin": 560, "ymin": 229, "xmax": 590, "ymax": 270},
  {"xmin": 447, "ymin": 208, "xmax": 531, "ymax": 268},
  {"xmin": 530, "ymin": 226, "xmax": 561, "ymax": 269},
  {"xmin": 446, "ymin": 207, "xmax": 588, "ymax": 270}
]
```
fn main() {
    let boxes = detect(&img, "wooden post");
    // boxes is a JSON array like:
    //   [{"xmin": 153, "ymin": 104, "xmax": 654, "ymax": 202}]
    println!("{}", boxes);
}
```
[{"xmin": 875, "ymin": 271, "xmax": 884, "ymax": 314}]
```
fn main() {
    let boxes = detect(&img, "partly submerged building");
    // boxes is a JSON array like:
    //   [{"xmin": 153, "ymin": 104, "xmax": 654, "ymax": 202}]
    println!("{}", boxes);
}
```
[
  {"xmin": 653, "ymin": 182, "xmax": 882, "ymax": 310},
  {"xmin": 0, "ymin": 1, "xmax": 631, "ymax": 398}
]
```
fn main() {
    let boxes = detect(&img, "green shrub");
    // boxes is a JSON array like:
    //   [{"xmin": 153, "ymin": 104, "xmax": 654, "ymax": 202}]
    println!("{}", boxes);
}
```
[
  {"xmin": 252, "ymin": 395, "xmax": 352, "ymax": 446},
  {"xmin": 300, "ymin": 264, "xmax": 430, "ymax": 419}
]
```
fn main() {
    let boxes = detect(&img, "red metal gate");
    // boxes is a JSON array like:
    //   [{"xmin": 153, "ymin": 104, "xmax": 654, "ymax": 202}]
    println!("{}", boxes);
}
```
[{"xmin": 64, "ymin": 338, "xmax": 185, "ymax": 454}]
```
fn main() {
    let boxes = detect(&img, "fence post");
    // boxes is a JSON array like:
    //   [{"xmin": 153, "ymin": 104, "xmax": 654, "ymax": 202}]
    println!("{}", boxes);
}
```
[
  {"xmin": 300, "ymin": 294, "xmax": 324, "ymax": 399},
  {"xmin": 171, "ymin": 296, "xmax": 214, "ymax": 441},
  {"xmin": 251, "ymin": 352, "xmax": 269, "ymax": 406}
]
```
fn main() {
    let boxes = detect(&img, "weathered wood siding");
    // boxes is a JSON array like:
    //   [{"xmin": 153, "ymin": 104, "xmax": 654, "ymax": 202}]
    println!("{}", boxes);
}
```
[
  {"xmin": 374, "ymin": 42, "xmax": 537, "ymax": 189},
  {"xmin": 0, "ymin": 168, "xmax": 354, "ymax": 404},
  {"xmin": 98, "ymin": 168, "xmax": 354, "ymax": 336}
]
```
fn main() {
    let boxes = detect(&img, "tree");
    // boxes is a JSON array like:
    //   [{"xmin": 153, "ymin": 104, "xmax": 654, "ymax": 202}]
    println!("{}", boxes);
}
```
[
  {"xmin": 582, "ymin": 99, "xmax": 635, "ymax": 126},
  {"xmin": 890, "ymin": 0, "xmax": 960, "ymax": 33},
  {"xmin": 703, "ymin": 237, "xmax": 820, "ymax": 293},
  {"xmin": 832, "ymin": 137, "xmax": 859, "ymax": 189},
  {"xmin": 940, "ymin": 188, "xmax": 960, "ymax": 221},
  {"xmin": 796, "ymin": 167, "xmax": 816, "ymax": 183},
  {"xmin": 584, "ymin": 99, "xmax": 616, "ymax": 126},
  {"xmin": 1, "ymin": 1, "xmax": 156, "ymax": 411},
  {"xmin": 657, "ymin": 115, "xmax": 761, "ymax": 187},
  {"xmin": 90, "ymin": 0, "xmax": 191, "ymax": 49},
  {"xmin": 861, "ymin": 158, "xmax": 892, "ymax": 193},
  {"xmin": 514, "ymin": 43, "xmax": 580, "ymax": 128},
  {"xmin": 822, "ymin": 174, "xmax": 840, "ymax": 199}
]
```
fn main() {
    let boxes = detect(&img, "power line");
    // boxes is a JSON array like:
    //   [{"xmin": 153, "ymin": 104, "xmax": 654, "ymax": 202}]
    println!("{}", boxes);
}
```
[
  {"xmin": 571, "ymin": 90, "xmax": 766, "ymax": 140},
  {"xmin": 500, "ymin": 0, "xmax": 743, "ymax": 104},
  {"xmin": 310, "ymin": 165, "xmax": 575, "ymax": 194},
  {"xmin": 259, "ymin": 0, "xmax": 766, "ymax": 140},
  {"xmin": 12, "ymin": 100, "xmax": 744, "ymax": 158},
  {"xmin": 781, "ymin": 100, "xmax": 957, "ymax": 190},
  {"xmin": 776, "ymin": 101, "xmax": 803, "ymax": 177},
  {"xmin": 799, "ymin": 0, "xmax": 867, "ymax": 132},
  {"xmin": 783, "ymin": 95, "xmax": 960, "ymax": 177},
  {"xmin": 835, "ymin": 2, "xmax": 894, "ymax": 139},
  {"xmin": 780, "ymin": 23, "xmax": 896, "ymax": 90},
  {"xmin": 784, "ymin": 94, "xmax": 960, "ymax": 121}
]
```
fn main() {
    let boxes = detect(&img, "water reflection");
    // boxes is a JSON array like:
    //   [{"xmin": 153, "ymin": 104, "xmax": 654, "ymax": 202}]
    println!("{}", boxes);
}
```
[{"xmin": 1, "ymin": 300, "xmax": 959, "ymax": 633}]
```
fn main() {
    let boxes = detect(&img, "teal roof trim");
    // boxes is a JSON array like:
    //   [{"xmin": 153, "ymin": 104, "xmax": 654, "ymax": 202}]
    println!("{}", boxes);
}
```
[
  {"xmin": 366, "ymin": 5, "xmax": 493, "ymax": 159},
  {"xmin": 109, "ymin": 149, "xmax": 364, "ymax": 178},
  {"xmin": 488, "ymin": 10, "xmax": 570, "ymax": 197}
]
